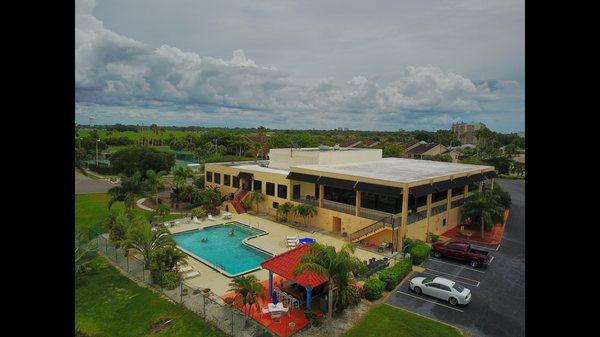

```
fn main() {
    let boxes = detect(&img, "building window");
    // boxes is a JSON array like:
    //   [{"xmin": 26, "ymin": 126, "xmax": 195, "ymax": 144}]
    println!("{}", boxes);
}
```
[
  {"xmin": 206, "ymin": 171, "xmax": 213, "ymax": 182},
  {"xmin": 266, "ymin": 182, "xmax": 275, "ymax": 196},
  {"xmin": 315, "ymin": 184, "xmax": 320, "ymax": 199},
  {"xmin": 360, "ymin": 192, "xmax": 401, "ymax": 213},
  {"xmin": 214, "ymin": 173, "xmax": 221, "ymax": 184},
  {"xmin": 324, "ymin": 186, "xmax": 356, "ymax": 206},
  {"xmin": 408, "ymin": 195, "xmax": 427, "ymax": 212},
  {"xmin": 277, "ymin": 184, "xmax": 288, "ymax": 199},
  {"xmin": 432, "ymin": 190, "xmax": 447, "ymax": 203},
  {"xmin": 272, "ymin": 201, "xmax": 279, "ymax": 209},
  {"xmin": 253, "ymin": 179, "xmax": 262, "ymax": 192},
  {"xmin": 452, "ymin": 186, "xmax": 464, "ymax": 196},
  {"xmin": 224, "ymin": 174, "xmax": 231, "ymax": 186},
  {"xmin": 232, "ymin": 176, "xmax": 240, "ymax": 188}
]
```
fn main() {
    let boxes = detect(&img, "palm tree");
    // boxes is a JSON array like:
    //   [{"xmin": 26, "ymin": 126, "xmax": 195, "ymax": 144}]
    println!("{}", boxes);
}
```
[
  {"xmin": 108, "ymin": 171, "xmax": 146, "ymax": 210},
  {"xmin": 250, "ymin": 191, "xmax": 265, "ymax": 214},
  {"xmin": 292, "ymin": 204, "xmax": 318, "ymax": 227},
  {"xmin": 75, "ymin": 240, "xmax": 96, "ymax": 274},
  {"xmin": 294, "ymin": 243, "xmax": 364, "ymax": 319},
  {"xmin": 145, "ymin": 169, "xmax": 167, "ymax": 205},
  {"xmin": 228, "ymin": 275, "xmax": 266, "ymax": 319},
  {"xmin": 276, "ymin": 202, "xmax": 293, "ymax": 222},
  {"xmin": 172, "ymin": 166, "xmax": 194, "ymax": 189},
  {"xmin": 124, "ymin": 222, "xmax": 175, "ymax": 268},
  {"xmin": 461, "ymin": 190, "xmax": 504, "ymax": 239}
]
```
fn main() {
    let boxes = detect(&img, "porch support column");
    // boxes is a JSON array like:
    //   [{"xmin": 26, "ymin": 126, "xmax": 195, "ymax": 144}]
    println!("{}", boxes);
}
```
[
  {"xmin": 268, "ymin": 271, "xmax": 273, "ymax": 296},
  {"xmin": 445, "ymin": 186, "xmax": 453, "ymax": 227},
  {"xmin": 355, "ymin": 191, "xmax": 361, "ymax": 217},
  {"xmin": 491, "ymin": 178, "xmax": 496, "ymax": 190},
  {"xmin": 398, "ymin": 185, "xmax": 409, "ymax": 252},
  {"xmin": 306, "ymin": 286, "xmax": 313, "ymax": 310},
  {"xmin": 478, "ymin": 181, "xmax": 483, "ymax": 192},
  {"xmin": 464, "ymin": 183, "xmax": 469, "ymax": 197},
  {"xmin": 319, "ymin": 185, "xmax": 324, "ymax": 208},
  {"xmin": 425, "ymin": 193, "xmax": 432, "ymax": 242}
]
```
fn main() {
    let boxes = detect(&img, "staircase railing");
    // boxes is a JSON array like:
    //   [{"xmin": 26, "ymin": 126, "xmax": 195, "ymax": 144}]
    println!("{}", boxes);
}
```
[{"xmin": 349, "ymin": 216, "xmax": 393, "ymax": 242}]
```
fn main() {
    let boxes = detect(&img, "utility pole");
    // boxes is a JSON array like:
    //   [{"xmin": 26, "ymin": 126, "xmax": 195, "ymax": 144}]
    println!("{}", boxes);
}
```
[{"xmin": 96, "ymin": 139, "xmax": 100, "ymax": 165}]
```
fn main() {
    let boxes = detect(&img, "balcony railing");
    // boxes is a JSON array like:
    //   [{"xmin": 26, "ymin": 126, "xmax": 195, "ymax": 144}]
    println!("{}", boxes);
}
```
[
  {"xmin": 359, "ymin": 207, "xmax": 394, "ymax": 221},
  {"xmin": 291, "ymin": 197, "xmax": 318, "ymax": 206},
  {"xmin": 407, "ymin": 210, "xmax": 427, "ymax": 224},
  {"xmin": 322, "ymin": 199, "xmax": 356, "ymax": 215},
  {"xmin": 431, "ymin": 204, "xmax": 447, "ymax": 216},
  {"xmin": 451, "ymin": 198, "xmax": 466, "ymax": 209}
]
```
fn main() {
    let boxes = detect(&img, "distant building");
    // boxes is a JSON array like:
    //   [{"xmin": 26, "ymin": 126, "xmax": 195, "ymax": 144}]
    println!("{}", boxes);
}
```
[
  {"xmin": 451, "ymin": 122, "xmax": 486, "ymax": 145},
  {"xmin": 406, "ymin": 142, "xmax": 460, "ymax": 163},
  {"xmin": 339, "ymin": 139, "xmax": 381, "ymax": 149},
  {"xmin": 360, "ymin": 140, "xmax": 381, "ymax": 148},
  {"xmin": 339, "ymin": 140, "xmax": 362, "ymax": 148}
]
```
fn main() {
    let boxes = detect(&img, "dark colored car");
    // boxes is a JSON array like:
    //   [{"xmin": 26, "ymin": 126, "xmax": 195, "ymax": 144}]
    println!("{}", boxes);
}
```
[{"xmin": 431, "ymin": 240, "xmax": 491, "ymax": 268}]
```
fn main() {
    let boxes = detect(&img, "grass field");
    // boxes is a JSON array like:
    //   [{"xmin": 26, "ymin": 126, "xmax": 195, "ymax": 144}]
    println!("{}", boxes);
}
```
[
  {"xmin": 76, "ymin": 255, "xmax": 226, "ymax": 337},
  {"xmin": 75, "ymin": 193, "xmax": 187, "ymax": 235},
  {"xmin": 80, "ymin": 129, "xmax": 196, "ymax": 141},
  {"xmin": 344, "ymin": 304, "xmax": 463, "ymax": 337}
]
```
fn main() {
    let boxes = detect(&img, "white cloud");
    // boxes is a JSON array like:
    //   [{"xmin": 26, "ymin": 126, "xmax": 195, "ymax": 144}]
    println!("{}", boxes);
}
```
[{"xmin": 75, "ymin": 0, "xmax": 522, "ymax": 130}]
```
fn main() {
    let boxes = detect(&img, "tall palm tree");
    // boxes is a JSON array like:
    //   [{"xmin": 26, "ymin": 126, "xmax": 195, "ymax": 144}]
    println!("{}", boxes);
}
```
[
  {"xmin": 292, "ymin": 204, "xmax": 318, "ymax": 227},
  {"xmin": 172, "ymin": 166, "xmax": 194, "ymax": 189},
  {"xmin": 294, "ymin": 243, "xmax": 364, "ymax": 319},
  {"xmin": 228, "ymin": 275, "xmax": 266, "ymax": 319},
  {"xmin": 145, "ymin": 169, "xmax": 167, "ymax": 205},
  {"xmin": 125, "ymin": 222, "xmax": 175, "ymax": 268},
  {"xmin": 108, "ymin": 171, "xmax": 146, "ymax": 210},
  {"xmin": 250, "ymin": 191, "xmax": 265, "ymax": 214},
  {"xmin": 461, "ymin": 190, "xmax": 504, "ymax": 239}
]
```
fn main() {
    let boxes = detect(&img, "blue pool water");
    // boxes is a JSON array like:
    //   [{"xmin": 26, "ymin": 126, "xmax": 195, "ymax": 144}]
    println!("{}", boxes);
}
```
[{"xmin": 173, "ymin": 222, "xmax": 272, "ymax": 277}]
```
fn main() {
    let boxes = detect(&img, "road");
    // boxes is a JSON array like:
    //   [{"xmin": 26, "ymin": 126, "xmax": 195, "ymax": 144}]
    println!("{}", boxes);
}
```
[
  {"xmin": 387, "ymin": 179, "xmax": 525, "ymax": 337},
  {"xmin": 75, "ymin": 170, "xmax": 117, "ymax": 194}
]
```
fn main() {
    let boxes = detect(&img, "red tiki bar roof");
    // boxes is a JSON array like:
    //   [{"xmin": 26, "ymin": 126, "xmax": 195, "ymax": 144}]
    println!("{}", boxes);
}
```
[{"xmin": 261, "ymin": 244, "xmax": 328, "ymax": 288}]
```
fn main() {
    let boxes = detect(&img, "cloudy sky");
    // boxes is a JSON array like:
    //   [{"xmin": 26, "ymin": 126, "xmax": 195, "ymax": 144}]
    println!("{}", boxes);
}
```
[{"xmin": 75, "ymin": 0, "xmax": 524, "ymax": 132}]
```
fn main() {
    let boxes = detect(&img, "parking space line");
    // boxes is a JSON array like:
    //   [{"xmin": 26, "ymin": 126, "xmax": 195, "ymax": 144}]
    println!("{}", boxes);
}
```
[
  {"xmin": 396, "ymin": 291, "xmax": 465, "ymax": 312},
  {"xmin": 426, "ymin": 258, "xmax": 486, "ymax": 274},
  {"xmin": 496, "ymin": 244, "xmax": 501, "ymax": 251},
  {"xmin": 421, "ymin": 270, "xmax": 480, "ymax": 287},
  {"xmin": 488, "ymin": 256, "xmax": 495, "ymax": 265}
]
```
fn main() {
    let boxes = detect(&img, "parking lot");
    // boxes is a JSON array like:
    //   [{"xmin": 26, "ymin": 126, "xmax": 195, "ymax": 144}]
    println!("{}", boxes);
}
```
[{"xmin": 387, "ymin": 179, "xmax": 525, "ymax": 337}]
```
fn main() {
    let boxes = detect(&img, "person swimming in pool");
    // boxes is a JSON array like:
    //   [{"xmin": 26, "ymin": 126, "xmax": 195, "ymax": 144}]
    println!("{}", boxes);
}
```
[
  {"xmin": 201, "ymin": 237, "xmax": 208, "ymax": 242},
  {"xmin": 228, "ymin": 229, "xmax": 235, "ymax": 236}
]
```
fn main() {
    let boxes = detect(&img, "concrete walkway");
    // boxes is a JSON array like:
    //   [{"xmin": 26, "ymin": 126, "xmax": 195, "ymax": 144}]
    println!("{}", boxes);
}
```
[{"xmin": 75, "ymin": 170, "xmax": 117, "ymax": 194}]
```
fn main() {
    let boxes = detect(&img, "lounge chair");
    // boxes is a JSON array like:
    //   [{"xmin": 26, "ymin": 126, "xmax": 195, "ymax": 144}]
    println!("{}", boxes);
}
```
[
  {"xmin": 260, "ymin": 307, "xmax": 270, "ymax": 318},
  {"xmin": 222, "ymin": 212, "xmax": 233, "ymax": 219},
  {"xmin": 179, "ymin": 266, "xmax": 193, "ymax": 273},
  {"xmin": 164, "ymin": 222, "xmax": 171, "ymax": 228},
  {"xmin": 207, "ymin": 214, "xmax": 216, "ymax": 221},
  {"xmin": 183, "ymin": 271, "xmax": 200, "ymax": 279},
  {"xmin": 193, "ymin": 216, "xmax": 202, "ymax": 224}
]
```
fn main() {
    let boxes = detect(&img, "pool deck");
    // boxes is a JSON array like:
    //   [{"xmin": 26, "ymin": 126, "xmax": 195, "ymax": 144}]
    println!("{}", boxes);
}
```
[{"xmin": 169, "ymin": 213, "xmax": 385, "ymax": 296}]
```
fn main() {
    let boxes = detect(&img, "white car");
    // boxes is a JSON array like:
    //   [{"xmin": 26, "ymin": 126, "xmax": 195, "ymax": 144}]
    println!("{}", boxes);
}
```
[{"xmin": 409, "ymin": 276, "xmax": 471, "ymax": 306}]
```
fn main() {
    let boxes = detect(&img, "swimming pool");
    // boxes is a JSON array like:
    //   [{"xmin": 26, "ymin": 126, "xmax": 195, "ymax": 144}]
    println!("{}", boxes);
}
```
[{"xmin": 172, "ymin": 222, "xmax": 273, "ymax": 277}]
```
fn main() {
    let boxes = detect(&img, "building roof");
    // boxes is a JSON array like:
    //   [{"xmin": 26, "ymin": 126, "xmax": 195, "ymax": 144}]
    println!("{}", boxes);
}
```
[
  {"xmin": 361, "ymin": 140, "xmax": 381, "ymax": 148},
  {"xmin": 405, "ymin": 143, "xmax": 441, "ymax": 155},
  {"xmin": 292, "ymin": 157, "xmax": 493, "ymax": 185},
  {"xmin": 260, "ymin": 244, "xmax": 329, "ymax": 288},
  {"xmin": 339, "ymin": 140, "xmax": 362, "ymax": 148}
]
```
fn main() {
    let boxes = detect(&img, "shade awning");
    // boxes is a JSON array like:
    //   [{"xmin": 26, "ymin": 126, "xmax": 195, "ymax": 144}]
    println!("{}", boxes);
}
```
[
  {"xmin": 467, "ymin": 173, "xmax": 485, "ymax": 183},
  {"xmin": 286, "ymin": 172, "xmax": 320, "ymax": 184},
  {"xmin": 483, "ymin": 171, "xmax": 498, "ymax": 179},
  {"xmin": 449, "ymin": 176, "xmax": 469, "ymax": 189},
  {"xmin": 261, "ymin": 244, "xmax": 328, "ymax": 288},
  {"xmin": 355, "ymin": 182, "xmax": 403, "ymax": 196},
  {"xmin": 432, "ymin": 180, "xmax": 452, "ymax": 192},
  {"xmin": 409, "ymin": 184, "xmax": 436, "ymax": 197},
  {"xmin": 237, "ymin": 172, "xmax": 253, "ymax": 179},
  {"xmin": 317, "ymin": 176, "xmax": 357, "ymax": 190}
]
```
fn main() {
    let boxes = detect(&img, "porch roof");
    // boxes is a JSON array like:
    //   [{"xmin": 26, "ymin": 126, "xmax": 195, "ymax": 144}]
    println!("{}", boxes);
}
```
[{"xmin": 260, "ymin": 244, "xmax": 328, "ymax": 288}]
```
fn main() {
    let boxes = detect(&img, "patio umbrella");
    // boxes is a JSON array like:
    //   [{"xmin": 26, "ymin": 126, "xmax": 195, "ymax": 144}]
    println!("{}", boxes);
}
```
[{"xmin": 272, "ymin": 291, "xmax": 278, "ymax": 305}]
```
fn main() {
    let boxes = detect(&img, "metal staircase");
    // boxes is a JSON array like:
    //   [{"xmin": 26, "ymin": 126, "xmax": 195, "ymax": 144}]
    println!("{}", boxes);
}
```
[
  {"xmin": 230, "ymin": 188, "xmax": 249, "ymax": 214},
  {"xmin": 349, "ymin": 216, "xmax": 395, "ymax": 242}
]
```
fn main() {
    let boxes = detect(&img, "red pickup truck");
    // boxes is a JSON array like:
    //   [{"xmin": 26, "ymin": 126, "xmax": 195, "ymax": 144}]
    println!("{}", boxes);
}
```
[{"xmin": 431, "ymin": 240, "xmax": 491, "ymax": 268}]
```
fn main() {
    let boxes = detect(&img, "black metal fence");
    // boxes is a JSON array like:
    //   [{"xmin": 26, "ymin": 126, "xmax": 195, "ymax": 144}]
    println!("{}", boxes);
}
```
[{"xmin": 90, "ymin": 232, "xmax": 275, "ymax": 337}]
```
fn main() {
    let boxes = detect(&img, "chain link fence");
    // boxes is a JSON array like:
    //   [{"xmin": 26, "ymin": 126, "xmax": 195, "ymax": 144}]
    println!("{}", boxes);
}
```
[{"xmin": 91, "ymin": 232, "xmax": 276, "ymax": 337}]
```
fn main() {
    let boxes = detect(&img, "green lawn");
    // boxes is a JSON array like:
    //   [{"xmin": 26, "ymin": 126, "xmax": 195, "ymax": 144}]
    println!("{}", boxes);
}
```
[
  {"xmin": 76, "ymin": 255, "xmax": 226, "ymax": 337},
  {"xmin": 344, "ymin": 304, "xmax": 464, "ymax": 337},
  {"xmin": 75, "ymin": 193, "xmax": 187, "ymax": 236}
]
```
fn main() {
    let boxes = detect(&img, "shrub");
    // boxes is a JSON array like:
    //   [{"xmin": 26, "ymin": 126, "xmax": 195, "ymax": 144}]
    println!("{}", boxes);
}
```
[
  {"xmin": 363, "ymin": 279, "xmax": 386, "ymax": 300},
  {"xmin": 492, "ymin": 185, "xmax": 512, "ymax": 209},
  {"xmin": 193, "ymin": 176, "xmax": 205, "ymax": 189},
  {"xmin": 428, "ymin": 232, "xmax": 440, "ymax": 243},
  {"xmin": 151, "ymin": 270, "xmax": 181, "ymax": 290},
  {"xmin": 410, "ymin": 243, "xmax": 431, "ymax": 265},
  {"xmin": 191, "ymin": 206, "xmax": 207, "ymax": 219},
  {"xmin": 340, "ymin": 284, "xmax": 362, "ymax": 308},
  {"xmin": 179, "ymin": 185, "xmax": 202, "ymax": 203},
  {"xmin": 378, "ymin": 258, "xmax": 412, "ymax": 291},
  {"xmin": 241, "ymin": 199, "xmax": 252, "ymax": 210},
  {"xmin": 393, "ymin": 258, "xmax": 413, "ymax": 280},
  {"xmin": 110, "ymin": 147, "xmax": 175, "ymax": 177}
]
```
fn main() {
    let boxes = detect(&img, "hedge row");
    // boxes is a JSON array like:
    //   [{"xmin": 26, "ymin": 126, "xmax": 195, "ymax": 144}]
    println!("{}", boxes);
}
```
[
  {"xmin": 378, "ymin": 258, "xmax": 413, "ymax": 291},
  {"xmin": 404, "ymin": 238, "xmax": 432, "ymax": 265},
  {"xmin": 363, "ymin": 279, "xmax": 386, "ymax": 300}
]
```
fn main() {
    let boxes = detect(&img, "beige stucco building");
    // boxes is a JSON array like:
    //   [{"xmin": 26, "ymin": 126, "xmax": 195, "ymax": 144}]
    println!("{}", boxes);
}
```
[{"xmin": 205, "ymin": 147, "xmax": 496, "ymax": 252}]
